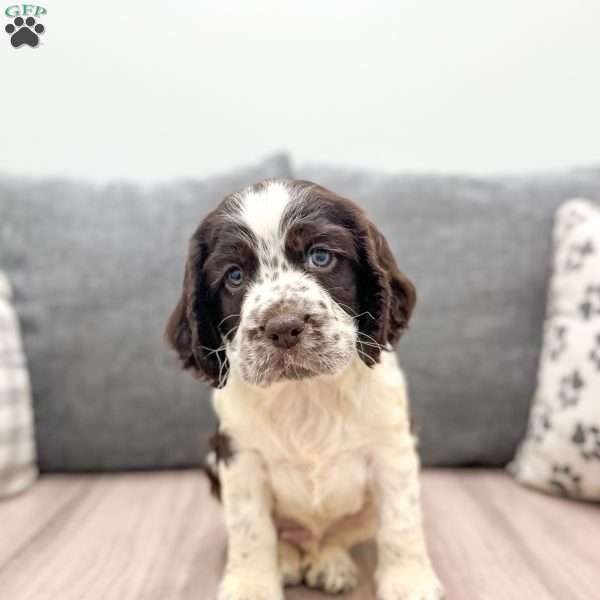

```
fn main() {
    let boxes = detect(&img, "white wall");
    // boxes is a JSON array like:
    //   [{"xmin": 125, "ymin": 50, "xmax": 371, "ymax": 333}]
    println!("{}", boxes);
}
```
[{"xmin": 2, "ymin": 0, "xmax": 599, "ymax": 181}]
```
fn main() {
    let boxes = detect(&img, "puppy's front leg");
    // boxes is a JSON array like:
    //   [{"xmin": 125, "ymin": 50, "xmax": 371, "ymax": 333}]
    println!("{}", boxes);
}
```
[
  {"xmin": 372, "ymin": 438, "xmax": 444, "ymax": 600},
  {"xmin": 218, "ymin": 449, "xmax": 283, "ymax": 600}
]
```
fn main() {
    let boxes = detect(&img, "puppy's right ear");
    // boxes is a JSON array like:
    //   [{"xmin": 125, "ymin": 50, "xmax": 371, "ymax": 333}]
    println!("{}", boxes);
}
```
[{"xmin": 165, "ymin": 237, "xmax": 225, "ymax": 387}]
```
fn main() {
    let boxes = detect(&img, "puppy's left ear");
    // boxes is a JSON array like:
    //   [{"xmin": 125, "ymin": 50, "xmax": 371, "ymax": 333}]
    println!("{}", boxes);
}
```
[{"xmin": 357, "ymin": 220, "xmax": 416, "ymax": 364}]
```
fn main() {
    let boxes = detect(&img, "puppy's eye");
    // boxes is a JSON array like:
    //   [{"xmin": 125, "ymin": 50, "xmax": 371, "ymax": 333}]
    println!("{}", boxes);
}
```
[
  {"xmin": 226, "ymin": 266, "xmax": 244, "ymax": 287},
  {"xmin": 307, "ymin": 247, "xmax": 334, "ymax": 268}
]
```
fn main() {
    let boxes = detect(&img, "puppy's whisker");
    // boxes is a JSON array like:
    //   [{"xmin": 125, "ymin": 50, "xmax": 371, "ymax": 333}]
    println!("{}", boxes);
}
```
[
  {"xmin": 218, "ymin": 355, "xmax": 229, "ymax": 388},
  {"xmin": 357, "ymin": 338, "xmax": 384, "ymax": 351},
  {"xmin": 217, "ymin": 313, "xmax": 240, "ymax": 329},
  {"xmin": 352, "ymin": 311, "xmax": 376, "ymax": 321},
  {"xmin": 334, "ymin": 301, "xmax": 375, "ymax": 322},
  {"xmin": 221, "ymin": 324, "xmax": 239, "ymax": 342},
  {"xmin": 197, "ymin": 344, "xmax": 226, "ymax": 359},
  {"xmin": 357, "ymin": 331, "xmax": 385, "ymax": 349},
  {"xmin": 356, "ymin": 340, "xmax": 383, "ymax": 350},
  {"xmin": 334, "ymin": 301, "xmax": 359, "ymax": 316},
  {"xmin": 356, "ymin": 345, "xmax": 377, "ymax": 365}
]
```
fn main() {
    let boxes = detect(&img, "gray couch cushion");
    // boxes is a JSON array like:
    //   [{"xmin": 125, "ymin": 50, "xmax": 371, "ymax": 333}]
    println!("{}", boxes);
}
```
[
  {"xmin": 296, "ymin": 165, "xmax": 600, "ymax": 466},
  {"xmin": 0, "ymin": 154, "xmax": 292, "ymax": 471}
]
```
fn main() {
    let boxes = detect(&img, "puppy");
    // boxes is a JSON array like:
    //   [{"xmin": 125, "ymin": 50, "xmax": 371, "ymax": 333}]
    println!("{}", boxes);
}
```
[{"xmin": 166, "ymin": 180, "xmax": 443, "ymax": 600}]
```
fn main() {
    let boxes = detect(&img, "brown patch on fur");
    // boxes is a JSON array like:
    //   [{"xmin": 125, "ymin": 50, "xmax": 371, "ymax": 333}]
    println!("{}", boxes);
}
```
[
  {"xmin": 202, "ymin": 464, "xmax": 222, "ymax": 500},
  {"xmin": 205, "ymin": 430, "xmax": 235, "ymax": 501},
  {"xmin": 209, "ymin": 430, "xmax": 235, "ymax": 465}
]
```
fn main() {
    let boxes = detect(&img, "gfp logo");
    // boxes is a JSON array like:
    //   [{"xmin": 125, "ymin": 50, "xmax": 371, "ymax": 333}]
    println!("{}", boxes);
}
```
[{"xmin": 4, "ymin": 4, "xmax": 46, "ymax": 47}]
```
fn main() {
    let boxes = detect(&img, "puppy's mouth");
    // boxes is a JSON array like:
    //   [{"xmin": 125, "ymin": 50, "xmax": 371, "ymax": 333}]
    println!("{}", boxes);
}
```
[
  {"xmin": 268, "ymin": 349, "xmax": 321, "ymax": 381},
  {"xmin": 241, "ymin": 343, "xmax": 327, "ymax": 386},
  {"xmin": 233, "ymin": 310, "xmax": 356, "ymax": 387},
  {"xmin": 236, "ymin": 332, "xmax": 349, "ymax": 386}
]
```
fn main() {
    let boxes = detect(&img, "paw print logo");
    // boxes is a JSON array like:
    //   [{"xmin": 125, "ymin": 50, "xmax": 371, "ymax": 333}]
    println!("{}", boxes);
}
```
[
  {"xmin": 590, "ymin": 333, "xmax": 600, "ymax": 370},
  {"xmin": 579, "ymin": 284, "xmax": 600, "ymax": 320},
  {"xmin": 572, "ymin": 423, "xmax": 600, "ymax": 460},
  {"xmin": 564, "ymin": 240, "xmax": 595, "ymax": 271},
  {"xmin": 546, "ymin": 324, "xmax": 568, "ymax": 360},
  {"xmin": 558, "ymin": 369, "xmax": 585, "ymax": 408},
  {"xmin": 549, "ymin": 464, "xmax": 582, "ymax": 497},
  {"xmin": 5, "ymin": 16, "xmax": 44, "ymax": 48}
]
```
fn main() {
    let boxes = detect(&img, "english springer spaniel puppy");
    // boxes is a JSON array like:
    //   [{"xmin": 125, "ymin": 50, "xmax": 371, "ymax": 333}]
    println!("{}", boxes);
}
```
[{"xmin": 166, "ymin": 180, "xmax": 443, "ymax": 600}]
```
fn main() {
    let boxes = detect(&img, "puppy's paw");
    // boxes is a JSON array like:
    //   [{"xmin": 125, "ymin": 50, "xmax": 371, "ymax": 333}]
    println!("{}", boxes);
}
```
[
  {"xmin": 278, "ymin": 541, "xmax": 303, "ymax": 587},
  {"xmin": 218, "ymin": 571, "xmax": 284, "ymax": 600},
  {"xmin": 376, "ymin": 564, "xmax": 444, "ymax": 600},
  {"xmin": 304, "ymin": 546, "xmax": 359, "ymax": 594}
]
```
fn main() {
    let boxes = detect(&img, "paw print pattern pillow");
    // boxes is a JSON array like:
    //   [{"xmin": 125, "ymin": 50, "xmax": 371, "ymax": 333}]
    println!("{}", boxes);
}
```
[{"xmin": 510, "ymin": 199, "xmax": 600, "ymax": 501}]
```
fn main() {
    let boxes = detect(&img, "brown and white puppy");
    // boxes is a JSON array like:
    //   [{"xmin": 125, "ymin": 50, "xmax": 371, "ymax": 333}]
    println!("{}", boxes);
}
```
[{"xmin": 166, "ymin": 180, "xmax": 443, "ymax": 600}]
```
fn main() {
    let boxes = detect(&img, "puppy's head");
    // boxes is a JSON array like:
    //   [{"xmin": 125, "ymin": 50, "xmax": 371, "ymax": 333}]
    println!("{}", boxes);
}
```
[{"xmin": 165, "ymin": 180, "xmax": 415, "ymax": 388}]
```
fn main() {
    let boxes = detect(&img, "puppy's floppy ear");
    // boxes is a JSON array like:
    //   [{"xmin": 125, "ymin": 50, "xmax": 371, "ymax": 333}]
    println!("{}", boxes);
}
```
[
  {"xmin": 165, "ymin": 236, "xmax": 226, "ymax": 388},
  {"xmin": 356, "ymin": 219, "xmax": 416, "ymax": 364}
]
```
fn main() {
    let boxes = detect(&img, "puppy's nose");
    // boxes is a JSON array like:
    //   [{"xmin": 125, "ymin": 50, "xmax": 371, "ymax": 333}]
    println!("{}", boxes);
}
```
[{"xmin": 264, "ymin": 314, "xmax": 305, "ymax": 349}]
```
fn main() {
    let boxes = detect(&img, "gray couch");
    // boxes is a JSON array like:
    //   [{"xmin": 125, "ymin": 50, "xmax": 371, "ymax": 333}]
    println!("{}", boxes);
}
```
[
  {"xmin": 0, "ymin": 155, "xmax": 599, "ymax": 599},
  {"xmin": 2, "ymin": 155, "xmax": 600, "ymax": 470}
]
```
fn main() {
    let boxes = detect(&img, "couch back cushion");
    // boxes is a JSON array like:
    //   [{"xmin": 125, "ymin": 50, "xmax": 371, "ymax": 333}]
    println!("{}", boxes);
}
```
[
  {"xmin": 0, "ymin": 154, "xmax": 292, "ymax": 471},
  {"xmin": 297, "ymin": 165, "xmax": 600, "ymax": 466}
]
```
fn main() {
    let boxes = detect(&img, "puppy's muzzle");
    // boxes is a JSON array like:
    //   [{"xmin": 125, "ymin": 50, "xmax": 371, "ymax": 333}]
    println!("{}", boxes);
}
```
[{"xmin": 263, "ymin": 313, "xmax": 306, "ymax": 349}]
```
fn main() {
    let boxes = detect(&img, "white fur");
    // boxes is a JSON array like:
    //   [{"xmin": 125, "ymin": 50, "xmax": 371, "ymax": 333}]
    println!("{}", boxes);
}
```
[
  {"xmin": 214, "ymin": 182, "xmax": 443, "ymax": 599},
  {"xmin": 237, "ymin": 181, "xmax": 291, "ymax": 247}
]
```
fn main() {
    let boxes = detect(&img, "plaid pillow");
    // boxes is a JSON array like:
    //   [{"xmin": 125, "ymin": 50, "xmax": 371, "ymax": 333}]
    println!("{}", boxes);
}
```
[{"xmin": 0, "ymin": 271, "xmax": 37, "ymax": 498}]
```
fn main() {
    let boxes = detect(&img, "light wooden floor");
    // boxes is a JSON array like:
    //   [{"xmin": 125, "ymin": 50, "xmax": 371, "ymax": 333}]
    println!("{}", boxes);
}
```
[{"xmin": 0, "ymin": 470, "xmax": 598, "ymax": 600}]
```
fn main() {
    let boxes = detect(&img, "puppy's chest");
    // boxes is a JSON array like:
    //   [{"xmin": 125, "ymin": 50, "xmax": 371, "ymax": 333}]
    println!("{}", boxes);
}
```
[
  {"xmin": 241, "ymin": 412, "xmax": 372, "ymax": 528},
  {"xmin": 268, "ymin": 444, "xmax": 369, "ymax": 524}
]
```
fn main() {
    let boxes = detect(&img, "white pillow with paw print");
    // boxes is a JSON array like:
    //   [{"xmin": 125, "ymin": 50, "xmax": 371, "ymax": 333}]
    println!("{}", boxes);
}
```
[{"xmin": 510, "ymin": 199, "xmax": 600, "ymax": 501}]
